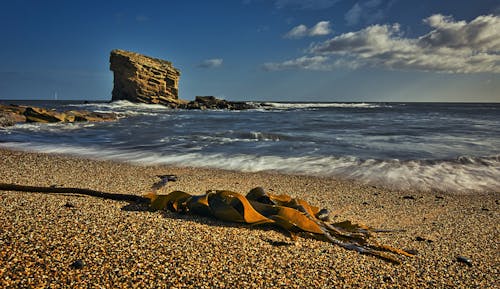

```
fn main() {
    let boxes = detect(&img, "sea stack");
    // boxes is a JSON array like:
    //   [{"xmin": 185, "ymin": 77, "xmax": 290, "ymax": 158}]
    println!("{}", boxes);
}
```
[{"xmin": 109, "ymin": 49, "xmax": 183, "ymax": 107}]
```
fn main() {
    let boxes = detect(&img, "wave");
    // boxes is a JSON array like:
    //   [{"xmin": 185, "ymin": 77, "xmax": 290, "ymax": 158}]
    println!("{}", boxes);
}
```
[
  {"xmin": 1, "ymin": 142, "xmax": 498, "ymax": 194},
  {"xmin": 66, "ymin": 100, "xmax": 173, "ymax": 116},
  {"xmin": 1, "ymin": 122, "xmax": 97, "ymax": 133},
  {"xmin": 257, "ymin": 102, "xmax": 386, "ymax": 110},
  {"xmin": 178, "ymin": 131, "xmax": 287, "ymax": 144}
]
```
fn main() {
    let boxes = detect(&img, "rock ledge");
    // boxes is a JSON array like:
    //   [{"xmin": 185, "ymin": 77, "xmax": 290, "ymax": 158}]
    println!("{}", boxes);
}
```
[{"xmin": 0, "ymin": 104, "xmax": 117, "ymax": 127}]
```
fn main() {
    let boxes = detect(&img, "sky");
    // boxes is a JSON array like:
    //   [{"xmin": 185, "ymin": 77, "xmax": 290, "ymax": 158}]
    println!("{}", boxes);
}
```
[{"xmin": 0, "ymin": 0, "xmax": 499, "ymax": 102}]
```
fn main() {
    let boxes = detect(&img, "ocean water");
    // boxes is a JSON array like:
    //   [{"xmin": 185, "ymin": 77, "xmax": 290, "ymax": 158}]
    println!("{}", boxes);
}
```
[{"xmin": 1, "ymin": 100, "xmax": 499, "ymax": 193}]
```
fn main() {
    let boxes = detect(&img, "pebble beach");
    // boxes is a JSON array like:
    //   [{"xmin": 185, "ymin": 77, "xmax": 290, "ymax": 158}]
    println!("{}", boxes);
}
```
[{"xmin": 0, "ymin": 148, "xmax": 498, "ymax": 288}]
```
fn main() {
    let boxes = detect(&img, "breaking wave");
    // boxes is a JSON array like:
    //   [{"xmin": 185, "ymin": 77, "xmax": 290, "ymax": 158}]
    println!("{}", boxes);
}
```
[
  {"xmin": 67, "ymin": 100, "xmax": 173, "ymax": 116},
  {"xmin": 258, "ymin": 102, "xmax": 386, "ymax": 109},
  {"xmin": 1, "ymin": 142, "xmax": 498, "ymax": 194}
]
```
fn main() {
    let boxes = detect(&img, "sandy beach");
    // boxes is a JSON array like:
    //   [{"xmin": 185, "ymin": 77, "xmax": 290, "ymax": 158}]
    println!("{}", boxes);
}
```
[{"xmin": 0, "ymin": 148, "xmax": 498, "ymax": 288}]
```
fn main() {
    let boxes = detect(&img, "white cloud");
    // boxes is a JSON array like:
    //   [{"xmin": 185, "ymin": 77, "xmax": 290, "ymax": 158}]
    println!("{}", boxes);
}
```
[
  {"xmin": 284, "ymin": 21, "xmax": 332, "ymax": 38},
  {"xmin": 274, "ymin": 0, "xmax": 340, "ymax": 10},
  {"xmin": 345, "ymin": 0, "xmax": 391, "ymax": 26},
  {"xmin": 198, "ymin": 58, "xmax": 224, "ymax": 68},
  {"xmin": 284, "ymin": 24, "xmax": 308, "ymax": 38},
  {"xmin": 419, "ymin": 14, "xmax": 500, "ymax": 52},
  {"xmin": 268, "ymin": 14, "xmax": 500, "ymax": 73},
  {"xmin": 310, "ymin": 21, "xmax": 332, "ymax": 36},
  {"xmin": 262, "ymin": 56, "xmax": 330, "ymax": 71}
]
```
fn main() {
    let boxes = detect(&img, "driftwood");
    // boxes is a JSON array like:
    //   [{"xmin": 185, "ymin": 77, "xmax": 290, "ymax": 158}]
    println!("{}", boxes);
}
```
[{"xmin": 0, "ymin": 177, "xmax": 413, "ymax": 264}]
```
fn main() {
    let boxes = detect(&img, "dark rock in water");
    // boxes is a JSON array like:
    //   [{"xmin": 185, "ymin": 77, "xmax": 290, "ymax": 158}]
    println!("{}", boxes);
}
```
[
  {"xmin": 181, "ymin": 96, "xmax": 255, "ymax": 110},
  {"xmin": 402, "ymin": 195, "xmax": 416, "ymax": 200},
  {"xmin": 456, "ymin": 256, "xmax": 473, "ymax": 267},
  {"xmin": 70, "ymin": 259, "xmax": 85, "ymax": 269},
  {"xmin": 0, "ymin": 104, "xmax": 117, "ymax": 126},
  {"xmin": 110, "ymin": 49, "xmax": 185, "ymax": 107}
]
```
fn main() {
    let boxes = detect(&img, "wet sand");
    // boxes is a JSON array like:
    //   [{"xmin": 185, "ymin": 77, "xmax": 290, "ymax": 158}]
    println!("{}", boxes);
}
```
[{"xmin": 0, "ymin": 148, "xmax": 498, "ymax": 288}]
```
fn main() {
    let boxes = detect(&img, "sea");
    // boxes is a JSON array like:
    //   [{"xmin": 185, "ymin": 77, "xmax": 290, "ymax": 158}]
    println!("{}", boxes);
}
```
[{"xmin": 1, "ymin": 100, "xmax": 499, "ymax": 194}]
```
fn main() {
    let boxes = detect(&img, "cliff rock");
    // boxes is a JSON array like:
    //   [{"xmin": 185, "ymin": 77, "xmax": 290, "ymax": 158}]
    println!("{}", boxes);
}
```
[{"xmin": 109, "ymin": 49, "xmax": 183, "ymax": 107}]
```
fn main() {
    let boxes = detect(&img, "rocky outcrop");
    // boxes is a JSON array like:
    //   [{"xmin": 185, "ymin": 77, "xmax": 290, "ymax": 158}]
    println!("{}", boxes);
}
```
[
  {"xmin": 109, "ymin": 49, "xmax": 184, "ymax": 107},
  {"xmin": 0, "ymin": 111, "xmax": 24, "ymax": 127},
  {"xmin": 0, "ymin": 104, "xmax": 117, "ymax": 127},
  {"xmin": 181, "ymin": 96, "xmax": 255, "ymax": 110}
]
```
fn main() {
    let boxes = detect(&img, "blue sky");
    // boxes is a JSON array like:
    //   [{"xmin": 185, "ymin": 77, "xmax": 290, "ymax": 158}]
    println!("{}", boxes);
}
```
[{"xmin": 0, "ymin": 0, "xmax": 499, "ymax": 102}]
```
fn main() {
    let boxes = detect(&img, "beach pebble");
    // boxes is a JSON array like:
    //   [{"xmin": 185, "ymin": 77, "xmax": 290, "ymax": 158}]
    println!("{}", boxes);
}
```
[
  {"xmin": 405, "ymin": 249, "xmax": 418, "ymax": 255},
  {"xmin": 316, "ymin": 208, "xmax": 330, "ymax": 221},
  {"xmin": 383, "ymin": 275, "xmax": 394, "ymax": 282},
  {"xmin": 456, "ymin": 256, "xmax": 473, "ymax": 267},
  {"xmin": 416, "ymin": 236, "xmax": 434, "ymax": 243},
  {"xmin": 70, "ymin": 259, "xmax": 85, "ymax": 269}
]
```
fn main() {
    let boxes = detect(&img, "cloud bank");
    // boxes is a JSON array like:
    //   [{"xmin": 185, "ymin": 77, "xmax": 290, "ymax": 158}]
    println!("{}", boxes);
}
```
[
  {"xmin": 284, "ymin": 21, "xmax": 332, "ymax": 38},
  {"xmin": 267, "ymin": 14, "xmax": 500, "ymax": 73},
  {"xmin": 198, "ymin": 58, "xmax": 223, "ymax": 68}
]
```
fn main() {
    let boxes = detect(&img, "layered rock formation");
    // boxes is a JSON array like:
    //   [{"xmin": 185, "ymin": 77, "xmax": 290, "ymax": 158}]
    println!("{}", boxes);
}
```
[
  {"xmin": 0, "ymin": 104, "xmax": 117, "ymax": 127},
  {"xmin": 109, "ymin": 49, "xmax": 183, "ymax": 107}
]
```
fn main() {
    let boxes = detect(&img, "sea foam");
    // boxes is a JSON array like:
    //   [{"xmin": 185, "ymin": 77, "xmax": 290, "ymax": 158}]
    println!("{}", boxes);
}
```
[{"xmin": 1, "ymin": 142, "xmax": 498, "ymax": 194}]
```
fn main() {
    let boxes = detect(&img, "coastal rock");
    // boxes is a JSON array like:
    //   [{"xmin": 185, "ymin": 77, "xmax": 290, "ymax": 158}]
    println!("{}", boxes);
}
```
[
  {"xmin": 110, "ymin": 49, "xmax": 184, "ymax": 107},
  {"xmin": 0, "ymin": 104, "xmax": 117, "ymax": 126},
  {"xmin": 181, "ymin": 96, "xmax": 254, "ymax": 110},
  {"xmin": 24, "ymin": 106, "xmax": 66, "ymax": 123},
  {"xmin": 0, "ymin": 106, "xmax": 27, "ymax": 126},
  {"xmin": 64, "ymin": 110, "xmax": 117, "ymax": 122},
  {"xmin": 0, "ymin": 112, "xmax": 18, "ymax": 127}
]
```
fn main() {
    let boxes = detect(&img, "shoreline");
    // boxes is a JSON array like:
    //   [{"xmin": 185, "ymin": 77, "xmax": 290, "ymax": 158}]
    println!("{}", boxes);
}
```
[{"xmin": 0, "ymin": 148, "xmax": 498, "ymax": 288}]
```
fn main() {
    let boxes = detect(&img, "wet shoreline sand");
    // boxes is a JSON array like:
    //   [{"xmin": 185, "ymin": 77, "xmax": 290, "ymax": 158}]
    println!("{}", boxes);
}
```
[{"xmin": 0, "ymin": 148, "xmax": 498, "ymax": 288}]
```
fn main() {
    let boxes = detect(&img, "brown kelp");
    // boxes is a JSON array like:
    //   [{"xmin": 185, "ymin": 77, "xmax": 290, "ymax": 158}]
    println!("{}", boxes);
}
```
[
  {"xmin": 0, "ymin": 179, "xmax": 412, "ymax": 264},
  {"xmin": 145, "ymin": 187, "xmax": 413, "ymax": 264}
]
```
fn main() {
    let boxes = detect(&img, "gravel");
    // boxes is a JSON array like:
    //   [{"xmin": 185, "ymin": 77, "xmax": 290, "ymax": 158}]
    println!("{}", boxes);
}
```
[{"xmin": 0, "ymin": 148, "xmax": 498, "ymax": 288}]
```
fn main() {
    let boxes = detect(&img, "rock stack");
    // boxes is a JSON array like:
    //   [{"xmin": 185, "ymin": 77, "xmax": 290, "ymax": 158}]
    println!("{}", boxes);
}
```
[
  {"xmin": 109, "ymin": 49, "xmax": 256, "ymax": 110},
  {"xmin": 109, "ymin": 49, "xmax": 184, "ymax": 107}
]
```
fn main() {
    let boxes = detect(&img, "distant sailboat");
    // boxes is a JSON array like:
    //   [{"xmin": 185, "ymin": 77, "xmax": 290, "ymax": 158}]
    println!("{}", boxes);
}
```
[{"xmin": 54, "ymin": 92, "xmax": 58, "ymax": 101}]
